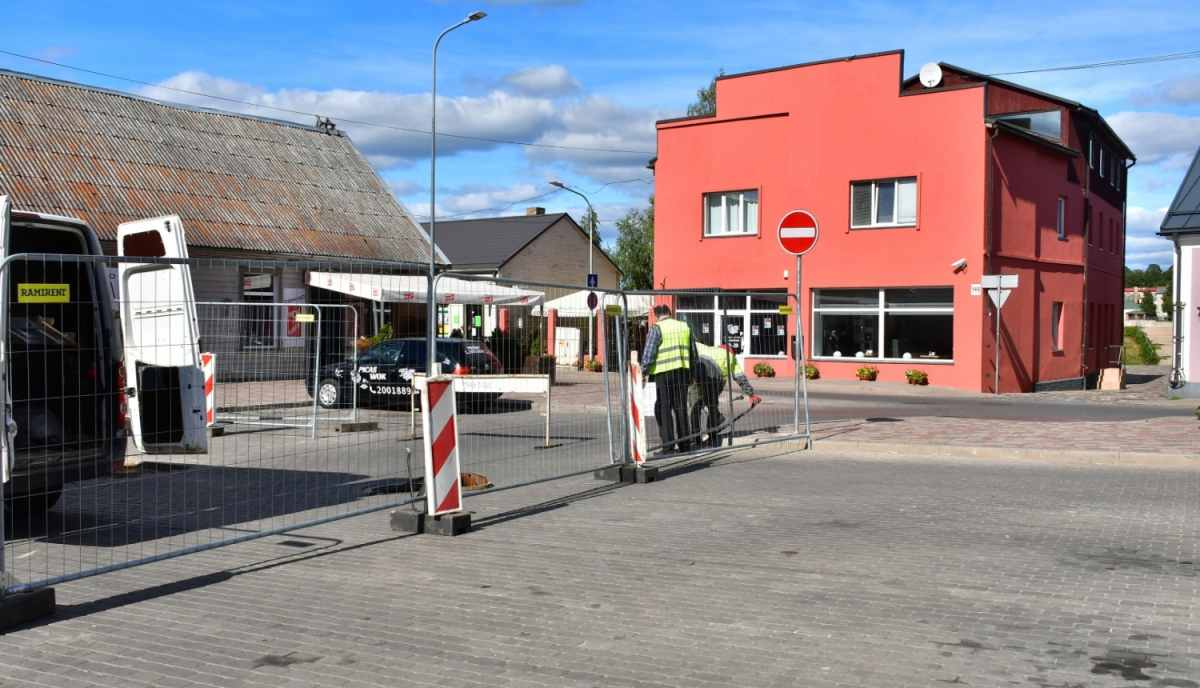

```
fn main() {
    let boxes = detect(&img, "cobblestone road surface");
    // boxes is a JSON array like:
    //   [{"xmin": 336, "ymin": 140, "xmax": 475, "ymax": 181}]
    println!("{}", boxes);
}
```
[{"xmin": 2, "ymin": 446, "xmax": 1198, "ymax": 687}]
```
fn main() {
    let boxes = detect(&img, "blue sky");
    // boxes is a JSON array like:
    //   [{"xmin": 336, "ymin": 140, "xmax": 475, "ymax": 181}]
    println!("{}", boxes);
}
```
[{"xmin": 4, "ymin": 0, "xmax": 1200, "ymax": 267}]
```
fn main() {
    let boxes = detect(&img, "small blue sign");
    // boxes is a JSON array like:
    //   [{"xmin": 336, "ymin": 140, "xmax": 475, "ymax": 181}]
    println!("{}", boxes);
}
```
[
  {"xmin": 587, "ymin": 273, "xmax": 599, "ymax": 289},
  {"xmin": 587, "ymin": 291, "xmax": 599, "ymax": 311}
]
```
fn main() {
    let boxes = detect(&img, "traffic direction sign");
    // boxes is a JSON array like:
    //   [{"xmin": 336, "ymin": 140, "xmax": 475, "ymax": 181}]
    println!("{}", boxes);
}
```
[
  {"xmin": 587, "ymin": 273, "xmax": 598, "ymax": 289},
  {"xmin": 777, "ymin": 210, "xmax": 819, "ymax": 255}
]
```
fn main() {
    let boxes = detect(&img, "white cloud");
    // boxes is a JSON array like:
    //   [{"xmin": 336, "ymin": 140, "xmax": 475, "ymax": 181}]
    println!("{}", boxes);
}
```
[
  {"xmin": 1130, "ymin": 74, "xmax": 1200, "ymax": 106},
  {"xmin": 1107, "ymin": 111, "xmax": 1200, "ymax": 166},
  {"xmin": 1125, "ymin": 206, "xmax": 1174, "ymax": 268},
  {"xmin": 137, "ymin": 69, "xmax": 667, "ymax": 183},
  {"xmin": 501, "ymin": 65, "xmax": 581, "ymax": 98}
]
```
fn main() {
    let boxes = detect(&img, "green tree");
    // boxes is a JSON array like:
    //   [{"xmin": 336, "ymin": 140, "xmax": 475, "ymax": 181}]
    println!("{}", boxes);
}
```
[
  {"xmin": 1162, "ymin": 289, "xmax": 1174, "ymax": 321},
  {"xmin": 1144, "ymin": 264, "xmax": 1165, "ymax": 286},
  {"xmin": 580, "ymin": 205, "xmax": 602, "ymax": 248},
  {"xmin": 1139, "ymin": 291, "xmax": 1158, "ymax": 319},
  {"xmin": 610, "ymin": 196, "xmax": 654, "ymax": 290},
  {"xmin": 687, "ymin": 69, "xmax": 724, "ymax": 117}
]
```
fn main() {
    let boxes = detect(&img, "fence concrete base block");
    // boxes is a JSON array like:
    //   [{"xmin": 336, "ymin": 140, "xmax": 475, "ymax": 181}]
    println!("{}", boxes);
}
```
[
  {"xmin": 206, "ymin": 426, "xmax": 225, "ymax": 438},
  {"xmin": 424, "ymin": 512, "xmax": 472, "ymax": 536},
  {"xmin": 621, "ymin": 465, "xmax": 658, "ymax": 483},
  {"xmin": 334, "ymin": 421, "xmax": 379, "ymax": 433},
  {"xmin": 390, "ymin": 509, "xmax": 424, "ymax": 534},
  {"xmin": 593, "ymin": 465, "xmax": 623, "ymax": 482},
  {"xmin": 0, "ymin": 587, "xmax": 55, "ymax": 632}
]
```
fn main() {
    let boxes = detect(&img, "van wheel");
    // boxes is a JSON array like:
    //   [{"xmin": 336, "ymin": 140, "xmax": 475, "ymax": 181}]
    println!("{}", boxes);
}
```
[
  {"xmin": 317, "ymin": 379, "xmax": 342, "ymax": 408},
  {"xmin": 6, "ymin": 488, "xmax": 63, "ymax": 516}
]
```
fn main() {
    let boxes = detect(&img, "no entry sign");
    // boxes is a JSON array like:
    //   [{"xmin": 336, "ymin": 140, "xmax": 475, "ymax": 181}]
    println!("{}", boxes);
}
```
[{"xmin": 778, "ymin": 210, "xmax": 819, "ymax": 255}]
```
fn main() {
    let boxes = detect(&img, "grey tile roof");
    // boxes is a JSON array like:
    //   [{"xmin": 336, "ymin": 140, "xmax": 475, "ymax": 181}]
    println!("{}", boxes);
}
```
[
  {"xmin": 422, "ymin": 214, "xmax": 566, "ymax": 270},
  {"xmin": 1160, "ymin": 147, "xmax": 1200, "ymax": 235},
  {"xmin": 0, "ymin": 68, "xmax": 434, "ymax": 263}
]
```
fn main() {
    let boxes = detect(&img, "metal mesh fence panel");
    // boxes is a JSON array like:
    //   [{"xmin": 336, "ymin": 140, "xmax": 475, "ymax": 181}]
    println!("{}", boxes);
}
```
[
  {"xmin": 623, "ymin": 289, "xmax": 808, "ymax": 458},
  {"xmin": 417, "ymin": 273, "xmax": 627, "ymax": 493},
  {"xmin": 1, "ymin": 256, "xmax": 429, "ymax": 594}
]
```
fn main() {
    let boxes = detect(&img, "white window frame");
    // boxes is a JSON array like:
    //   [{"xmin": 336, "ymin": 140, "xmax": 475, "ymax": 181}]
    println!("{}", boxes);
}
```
[
  {"xmin": 850, "ymin": 177, "xmax": 918, "ymax": 229},
  {"xmin": 1056, "ymin": 197, "xmax": 1066, "ymax": 241},
  {"xmin": 676, "ymin": 293, "xmax": 792, "ymax": 359},
  {"xmin": 703, "ymin": 190, "xmax": 759, "ymax": 237},
  {"xmin": 811, "ymin": 287, "xmax": 954, "ymax": 363},
  {"xmin": 241, "ymin": 272, "xmax": 280, "ymax": 350}
]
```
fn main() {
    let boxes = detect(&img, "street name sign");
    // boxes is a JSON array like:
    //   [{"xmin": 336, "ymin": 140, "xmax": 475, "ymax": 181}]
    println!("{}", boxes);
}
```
[{"xmin": 777, "ymin": 210, "xmax": 819, "ymax": 255}]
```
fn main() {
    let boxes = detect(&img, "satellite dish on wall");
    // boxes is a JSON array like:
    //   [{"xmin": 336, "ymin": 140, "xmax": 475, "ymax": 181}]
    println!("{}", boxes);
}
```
[{"xmin": 919, "ymin": 63, "xmax": 943, "ymax": 88}]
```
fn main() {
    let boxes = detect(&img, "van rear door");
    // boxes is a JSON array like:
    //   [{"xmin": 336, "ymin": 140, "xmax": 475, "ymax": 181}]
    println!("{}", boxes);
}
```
[
  {"xmin": 118, "ymin": 215, "xmax": 206, "ymax": 454},
  {"xmin": 1, "ymin": 195, "xmax": 12, "ymax": 480}
]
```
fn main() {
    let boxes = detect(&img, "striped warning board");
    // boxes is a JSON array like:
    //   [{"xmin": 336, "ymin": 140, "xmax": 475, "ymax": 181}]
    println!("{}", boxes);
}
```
[
  {"xmin": 201, "ymin": 353, "xmax": 215, "ymax": 427},
  {"xmin": 628, "ymin": 358, "xmax": 647, "ymax": 464},
  {"xmin": 419, "ymin": 376, "xmax": 463, "ymax": 515}
]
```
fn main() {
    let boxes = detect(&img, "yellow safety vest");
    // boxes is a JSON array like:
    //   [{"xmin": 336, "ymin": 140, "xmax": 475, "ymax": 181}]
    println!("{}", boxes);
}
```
[
  {"xmin": 647, "ymin": 318, "xmax": 691, "ymax": 375},
  {"xmin": 696, "ymin": 341, "xmax": 740, "ymax": 380}
]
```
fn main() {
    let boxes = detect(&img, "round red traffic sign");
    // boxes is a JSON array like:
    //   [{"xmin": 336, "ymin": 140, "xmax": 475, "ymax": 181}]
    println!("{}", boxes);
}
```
[{"xmin": 777, "ymin": 210, "xmax": 819, "ymax": 255}]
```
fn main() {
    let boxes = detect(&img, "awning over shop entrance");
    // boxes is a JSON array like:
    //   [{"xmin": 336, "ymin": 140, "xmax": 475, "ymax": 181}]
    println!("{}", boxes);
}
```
[
  {"xmin": 306, "ymin": 271, "xmax": 544, "ymax": 305},
  {"xmin": 533, "ymin": 290, "xmax": 652, "ymax": 318}
]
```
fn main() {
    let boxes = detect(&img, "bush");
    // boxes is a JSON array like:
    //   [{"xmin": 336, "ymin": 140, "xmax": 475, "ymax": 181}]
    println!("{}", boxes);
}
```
[
  {"xmin": 804, "ymin": 364, "xmax": 820, "ymax": 380},
  {"xmin": 753, "ymin": 362, "xmax": 776, "ymax": 378},
  {"xmin": 904, "ymin": 369, "xmax": 929, "ymax": 385},
  {"xmin": 855, "ymin": 366, "xmax": 879, "ymax": 381},
  {"xmin": 584, "ymin": 359, "xmax": 602, "ymax": 372},
  {"xmin": 1123, "ymin": 326, "xmax": 1161, "ymax": 366}
]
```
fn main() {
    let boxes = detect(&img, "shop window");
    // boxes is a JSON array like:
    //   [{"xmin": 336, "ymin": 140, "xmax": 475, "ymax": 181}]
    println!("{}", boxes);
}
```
[
  {"xmin": 813, "ymin": 287, "xmax": 953, "ymax": 362},
  {"xmin": 994, "ymin": 110, "xmax": 1062, "ymax": 141},
  {"xmin": 704, "ymin": 190, "xmax": 759, "ymax": 236},
  {"xmin": 242, "ymin": 273, "xmax": 278, "ymax": 348},
  {"xmin": 1056, "ymin": 197, "xmax": 1066, "ymax": 240},
  {"xmin": 676, "ymin": 292, "xmax": 791, "ymax": 357},
  {"xmin": 850, "ymin": 178, "xmax": 917, "ymax": 228}
]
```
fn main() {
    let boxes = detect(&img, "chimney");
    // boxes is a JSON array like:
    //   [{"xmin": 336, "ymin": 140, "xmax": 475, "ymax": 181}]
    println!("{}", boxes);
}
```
[{"xmin": 525, "ymin": 207, "xmax": 546, "ymax": 216}]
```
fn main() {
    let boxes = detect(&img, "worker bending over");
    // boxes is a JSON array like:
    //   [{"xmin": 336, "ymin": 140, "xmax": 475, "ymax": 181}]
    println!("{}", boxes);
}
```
[{"xmin": 690, "ymin": 342, "xmax": 760, "ymax": 447}]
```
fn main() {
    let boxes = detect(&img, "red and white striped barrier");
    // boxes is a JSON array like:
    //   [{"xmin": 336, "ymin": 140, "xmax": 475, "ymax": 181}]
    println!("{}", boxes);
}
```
[
  {"xmin": 418, "ymin": 376, "xmax": 463, "ymax": 515},
  {"xmin": 629, "ymin": 356, "xmax": 647, "ymax": 464},
  {"xmin": 201, "ymin": 353, "xmax": 215, "ymax": 427}
]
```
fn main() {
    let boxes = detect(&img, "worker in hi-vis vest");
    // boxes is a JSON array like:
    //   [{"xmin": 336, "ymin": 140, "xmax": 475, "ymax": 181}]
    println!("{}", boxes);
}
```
[
  {"xmin": 689, "ymin": 342, "xmax": 761, "ymax": 447},
  {"xmin": 641, "ymin": 303, "xmax": 698, "ymax": 455}
]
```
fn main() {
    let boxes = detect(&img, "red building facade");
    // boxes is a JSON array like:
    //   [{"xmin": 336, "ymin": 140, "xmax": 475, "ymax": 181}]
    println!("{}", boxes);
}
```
[{"xmin": 653, "ymin": 51, "xmax": 1132, "ymax": 392}]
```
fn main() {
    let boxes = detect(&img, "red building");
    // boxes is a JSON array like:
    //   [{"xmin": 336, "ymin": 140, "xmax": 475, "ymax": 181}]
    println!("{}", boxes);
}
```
[{"xmin": 653, "ymin": 51, "xmax": 1133, "ymax": 392}]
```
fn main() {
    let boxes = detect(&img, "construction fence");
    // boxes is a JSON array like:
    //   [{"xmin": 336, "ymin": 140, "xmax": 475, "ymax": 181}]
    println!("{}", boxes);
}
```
[{"xmin": 1, "ymin": 253, "xmax": 809, "ymax": 597}]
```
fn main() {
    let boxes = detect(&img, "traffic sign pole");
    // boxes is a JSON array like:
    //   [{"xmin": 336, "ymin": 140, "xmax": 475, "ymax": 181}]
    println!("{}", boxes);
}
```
[{"xmin": 776, "ymin": 210, "xmax": 818, "ymax": 446}]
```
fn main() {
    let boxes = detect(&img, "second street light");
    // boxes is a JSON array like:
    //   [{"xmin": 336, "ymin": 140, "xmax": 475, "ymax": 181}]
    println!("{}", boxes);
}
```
[
  {"xmin": 550, "ymin": 181, "xmax": 598, "ymax": 366},
  {"xmin": 428, "ymin": 11, "xmax": 486, "ymax": 376}
]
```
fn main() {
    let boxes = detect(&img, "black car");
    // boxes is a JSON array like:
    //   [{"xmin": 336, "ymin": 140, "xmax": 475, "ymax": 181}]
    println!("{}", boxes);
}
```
[
  {"xmin": 312, "ymin": 338, "xmax": 504, "ymax": 411},
  {"xmin": 3, "ymin": 202, "xmax": 125, "ymax": 514}
]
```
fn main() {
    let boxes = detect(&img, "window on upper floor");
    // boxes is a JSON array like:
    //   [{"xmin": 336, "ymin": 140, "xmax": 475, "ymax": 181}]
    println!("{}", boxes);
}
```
[
  {"xmin": 1056, "ymin": 197, "xmax": 1066, "ymax": 241},
  {"xmin": 994, "ymin": 110, "xmax": 1062, "ymax": 141},
  {"xmin": 850, "ymin": 178, "xmax": 917, "ymax": 229},
  {"xmin": 703, "ymin": 190, "xmax": 759, "ymax": 237}
]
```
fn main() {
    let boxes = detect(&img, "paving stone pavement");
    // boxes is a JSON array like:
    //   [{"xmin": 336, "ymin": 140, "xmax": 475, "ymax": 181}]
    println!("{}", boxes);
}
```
[
  {"xmin": 2, "ymin": 446, "xmax": 1199, "ymax": 687},
  {"xmin": 811, "ymin": 415, "xmax": 1200, "ymax": 455}
]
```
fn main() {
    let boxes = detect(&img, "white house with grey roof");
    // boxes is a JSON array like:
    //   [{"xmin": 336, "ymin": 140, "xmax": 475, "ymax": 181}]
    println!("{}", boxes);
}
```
[{"xmin": 1159, "ymin": 146, "xmax": 1200, "ymax": 396}]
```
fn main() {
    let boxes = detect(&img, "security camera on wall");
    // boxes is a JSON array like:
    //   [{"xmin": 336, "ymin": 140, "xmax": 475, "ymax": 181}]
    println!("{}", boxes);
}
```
[{"xmin": 951, "ymin": 258, "xmax": 967, "ymax": 272}]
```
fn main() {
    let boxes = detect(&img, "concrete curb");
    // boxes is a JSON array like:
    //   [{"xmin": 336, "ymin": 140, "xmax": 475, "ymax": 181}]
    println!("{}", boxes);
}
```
[{"xmin": 812, "ymin": 440, "xmax": 1200, "ymax": 466}]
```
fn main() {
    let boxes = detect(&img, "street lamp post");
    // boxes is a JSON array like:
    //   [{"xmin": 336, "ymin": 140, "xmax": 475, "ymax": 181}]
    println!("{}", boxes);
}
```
[
  {"xmin": 550, "ymin": 181, "xmax": 596, "ymax": 365},
  {"xmin": 429, "ymin": 11, "xmax": 486, "ymax": 376}
]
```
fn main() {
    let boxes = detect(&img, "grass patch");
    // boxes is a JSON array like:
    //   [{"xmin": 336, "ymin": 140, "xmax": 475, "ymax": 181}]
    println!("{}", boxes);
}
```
[{"xmin": 1123, "ymin": 326, "xmax": 1161, "ymax": 366}]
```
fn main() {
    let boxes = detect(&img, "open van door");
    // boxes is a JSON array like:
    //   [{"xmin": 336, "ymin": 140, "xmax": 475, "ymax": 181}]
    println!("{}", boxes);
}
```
[
  {"xmin": 118, "ymin": 215, "xmax": 206, "ymax": 454},
  {"xmin": 1, "ymin": 195, "xmax": 12, "ymax": 481}
]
